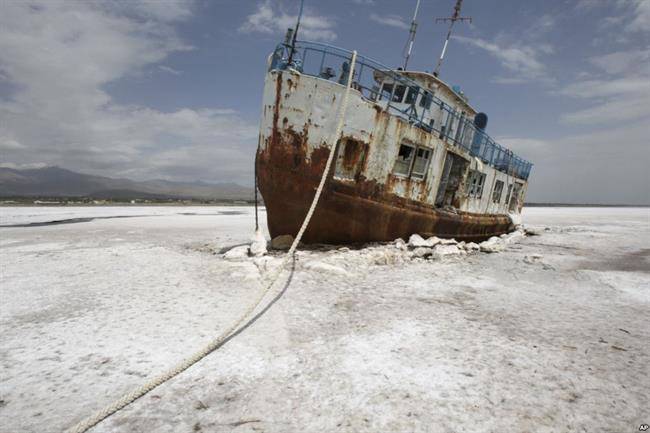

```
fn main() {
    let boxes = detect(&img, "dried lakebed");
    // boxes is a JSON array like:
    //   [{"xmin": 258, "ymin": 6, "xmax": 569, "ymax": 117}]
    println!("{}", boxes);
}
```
[{"xmin": 0, "ymin": 206, "xmax": 648, "ymax": 433}]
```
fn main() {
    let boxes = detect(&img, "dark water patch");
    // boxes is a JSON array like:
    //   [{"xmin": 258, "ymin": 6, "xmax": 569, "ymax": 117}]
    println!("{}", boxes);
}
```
[
  {"xmin": 217, "ymin": 243, "xmax": 250, "ymax": 254},
  {"xmin": 579, "ymin": 249, "xmax": 650, "ymax": 273},
  {"xmin": 0, "ymin": 215, "xmax": 143, "ymax": 228},
  {"xmin": 0, "ymin": 211, "xmax": 243, "ymax": 228}
]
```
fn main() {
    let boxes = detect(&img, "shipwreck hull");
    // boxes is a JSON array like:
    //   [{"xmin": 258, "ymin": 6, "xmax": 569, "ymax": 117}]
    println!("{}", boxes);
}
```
[
  {"xmin": 256, "ymin": 137, "xmax": 513, "ymax": 244},
  {"xmin": 256, "ymin": 62, "xmax": 528, "ymax": 245}
]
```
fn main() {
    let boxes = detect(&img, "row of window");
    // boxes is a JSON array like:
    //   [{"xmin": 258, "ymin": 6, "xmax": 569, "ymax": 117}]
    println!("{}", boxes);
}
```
[
  {"xmin": 465, "ymin": 170, "xmax": 513, "ymax": 205},
  {"xmin": 391, "ymin": 145, "xmax": 516, "ymax": 206},
  {"xmin": 380, "ymin": 83, "xmax": 434, "ymax": 109},
  {"xmin": 379, "ymin": 82, "xmax": 475, "ymax": 152}
]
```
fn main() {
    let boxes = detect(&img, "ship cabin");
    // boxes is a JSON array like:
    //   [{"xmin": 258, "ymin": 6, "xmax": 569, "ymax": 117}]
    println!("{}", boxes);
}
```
[
  {"xmin": 368, "ymin": 68, "xmax": 529, "ymax": 215},
  {"xmin": 266, "ymin": 41, "xmax": 533, "ymax": 217}
]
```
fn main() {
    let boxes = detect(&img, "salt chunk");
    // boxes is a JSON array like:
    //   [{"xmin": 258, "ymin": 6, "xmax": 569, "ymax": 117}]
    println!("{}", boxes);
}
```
[
  {"xmin": 412, "ymin": 247, "xmax": 433, "ymax": 258},
  {"xmin": 523, "ymin": 254, "xmax": 543, "ymax": 264},
  {"xmin": 479, "ymin": 237, "xmax": 505, "ymax": 253},
  {"xmin": 425, "ymin": 236, "xmax": 444, "ymax": 246},
  {"xmin": 223, "ymin": 245, "xmax": 250, "ymax": 260},
  {"xmin": 271, "ymin": 234, "xmax": 294, "ymax": 250},
  {"xmin": 393, "ymin": 238, "xmax": 408, "ymax": 251},
  {"xmin": 432, "ymin": 244, "xmax": 462, "ymax": 257},
  {"xmin": 503, "ymin": 230, "xmax": 525, "ymax": 244},
  {"xmin": 249, "ymin": 229, "xmax": 267, "ymax": 257},
  {"xmin": 408, "ymin": 234, "xmax": 433, "ymax": 248},
  {"xmin": 304, "ymin": 260, "xmax": 351, "ymax": 276}
]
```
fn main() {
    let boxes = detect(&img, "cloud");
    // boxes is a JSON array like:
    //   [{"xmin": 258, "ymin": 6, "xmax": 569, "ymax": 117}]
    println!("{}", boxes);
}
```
[
  {"xmin": 499, "ymin": 122, "xmax": 650, "ymax": 204},
  {"xmin": 369, "ymin": 13, "xmax": 409, "ymax": 30},
  {"xmin": 239, "ymin": 1, "xmax": 337, "ymax": 42},
  {"xmin": 158, "ymin": 65, "xmax": 182, "ymax": 75},
  {"xmin": 0, "ymin": 1, "xmax": 258, "ymax": 184},
  {"xmin": 576, "ymin": 0, "xmax": 650, "ymax": 35},
  {"xmin": 0, "ymin": 136, "xmax": 25, "ymax": 150},
  {"xmin": 454, "ymin": 35, "xmax": 551, "ymax": 84},
  {"xmin": 625, "ymin": 0, "xmax": 650, "ymax": 33},
  {"xmin": 104, "ymin": 0, "xmax": 194, "ymax": 23},
  {"xmin": 589, "ymin": 48, "xmax": 650, "ymax": 75},
  {"xmin": 558, "ymin": 48, "xmax": 650, "ymax": 125}
]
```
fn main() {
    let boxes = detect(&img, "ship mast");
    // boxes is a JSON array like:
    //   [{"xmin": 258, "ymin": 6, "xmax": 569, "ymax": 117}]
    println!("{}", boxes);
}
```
[
  {"xmin": 287, "ymin": 0, "xmax": 305, "ymax": 66},
  {"xmin": 433, "ymin": 0, "xmax": 472, "ymax": 76},
  {"xmin": 402, "ymin": 0, "xmax": 422, "ymax": 70}
]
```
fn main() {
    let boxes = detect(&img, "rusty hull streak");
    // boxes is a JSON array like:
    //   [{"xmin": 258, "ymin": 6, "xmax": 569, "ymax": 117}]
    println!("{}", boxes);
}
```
[{"xmin": 258, "ymin": 72, "xmax": 513, "ymax": 244}]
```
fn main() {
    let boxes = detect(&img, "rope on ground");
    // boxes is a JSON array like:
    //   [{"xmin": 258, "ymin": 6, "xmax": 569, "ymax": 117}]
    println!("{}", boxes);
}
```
[{"xmin": 66, "ymin": 50, "xmax": 357, "ymax": 433}]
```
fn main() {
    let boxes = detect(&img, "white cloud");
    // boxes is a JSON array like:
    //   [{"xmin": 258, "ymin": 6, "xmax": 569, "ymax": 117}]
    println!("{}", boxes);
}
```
[
  {"xmin": 558, "ymin": 48, "xmax": 650, "ymax": 125},
  {"xmin": 626, "ymin": 0, "xmax": 650, "ymax": 33},
  {"xmin": 498, "ymin": 122, "xmax": 650, "ymax": 204},
  {"xmin": 560, "ymin": 77, "xmax": 649, "ymax": 99},
  {"xmin": 239, "ymin": 1, "xmax": 337, "ymax": 42},
  {"xmin": 589, "ymin": 48, "xmax": 650, "ymax": 75},
  {"xmin": 369, "ymin": 13, "xmax": 409, "ymax": 30},
  {"xmin": 454, "ymin": 35, "xmax": 550, "ymax": 84},
  {"xmin": 576, "ymin": 0, "xmax": 650, "ymax": 35},
  {"xmin": 0, "ymin": 136, "xmax": 25, "ymax": 150},
  {"xmin": 159, "ymin": 65, "xmax": 182, "ymax": 75},
  {"xmin": 0, "ymin": 1, "xmax": 258, "ymax": 184}
]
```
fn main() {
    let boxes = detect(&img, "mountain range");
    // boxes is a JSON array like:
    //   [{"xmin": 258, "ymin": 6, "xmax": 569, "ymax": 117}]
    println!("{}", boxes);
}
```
[{"xmin": 0, "ymin": 166, "xmax": 254, "ymax": 201}]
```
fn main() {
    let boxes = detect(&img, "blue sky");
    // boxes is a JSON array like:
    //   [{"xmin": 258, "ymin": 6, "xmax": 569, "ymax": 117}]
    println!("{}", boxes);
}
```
[{"xmin": 1, "ymin": 0, "xmax": 649, "ymax": 204}]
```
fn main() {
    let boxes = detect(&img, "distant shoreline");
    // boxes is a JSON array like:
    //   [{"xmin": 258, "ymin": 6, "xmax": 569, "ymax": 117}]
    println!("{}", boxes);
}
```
[
  {"xmin": 524, "ymin": 203, "xmax": 650, "ymax": 208},
  {"xmin": 0, "ymin": 202, "xmax": 256, "ymax": 207},
  {"xmin": 0, "ymin": 200, "xmax": 647, "ymax": 208}
]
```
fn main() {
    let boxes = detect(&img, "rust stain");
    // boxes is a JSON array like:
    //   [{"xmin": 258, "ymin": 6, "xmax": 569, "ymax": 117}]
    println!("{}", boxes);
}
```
[
  {"xmin": 258, "ymin": 72, "xmax": 512, "ymax": 244},
  {"xmin": 340, "ymin": 137, "xmax": 367, "ymax": 173},
  {"xmin": 258, "ymin": 143, "xmax": 511, "ymax": 244}
]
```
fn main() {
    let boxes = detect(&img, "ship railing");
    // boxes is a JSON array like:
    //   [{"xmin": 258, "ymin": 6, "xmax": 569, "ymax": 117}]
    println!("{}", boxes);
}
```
[{"xmin": 269, "ymin": 41, "xmax": 533, "ymax": 181}]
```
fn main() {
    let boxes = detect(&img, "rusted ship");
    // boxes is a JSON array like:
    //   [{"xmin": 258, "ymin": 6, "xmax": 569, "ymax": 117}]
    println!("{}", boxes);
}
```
[{"xmin": 256, "ymin": 11, "xmax": 533, "ymax": 244}]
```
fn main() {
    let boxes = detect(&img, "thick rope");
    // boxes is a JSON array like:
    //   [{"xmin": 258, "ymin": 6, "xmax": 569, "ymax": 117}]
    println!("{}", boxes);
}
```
[{"xmin": 66, "ymin": 50, "xmax": 357, "ymax": 433}]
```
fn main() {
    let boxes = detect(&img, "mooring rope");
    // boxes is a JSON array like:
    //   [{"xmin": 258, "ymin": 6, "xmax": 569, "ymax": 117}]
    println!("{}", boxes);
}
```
[{"xmin": 67, "ymin": 50, "xmax": 357, "ymax": 433}]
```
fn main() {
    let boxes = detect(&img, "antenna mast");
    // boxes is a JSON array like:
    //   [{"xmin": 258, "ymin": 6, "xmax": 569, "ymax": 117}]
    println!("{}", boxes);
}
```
[
  {"xmin": 402, "ymin": 0, "xmax": 421, "ymax": 69},
  {"xmin": 287, "ymin": 0, "xmax": 305, "ymax": 66},
  {"xmin": 433, "ymin": 0, "xmax": 471, "ymax": 76}
]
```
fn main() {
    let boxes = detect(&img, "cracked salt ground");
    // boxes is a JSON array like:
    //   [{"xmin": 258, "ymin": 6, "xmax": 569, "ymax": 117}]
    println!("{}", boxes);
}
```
[{"xmin": 1, "ymin": 206, "xmax": 648, "ymax": 433}]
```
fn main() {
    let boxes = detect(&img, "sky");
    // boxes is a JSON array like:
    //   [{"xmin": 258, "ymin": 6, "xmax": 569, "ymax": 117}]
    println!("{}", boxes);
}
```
[{"xmin": 0, "ymin": 0, "xmax": 648, "ymax": 204}]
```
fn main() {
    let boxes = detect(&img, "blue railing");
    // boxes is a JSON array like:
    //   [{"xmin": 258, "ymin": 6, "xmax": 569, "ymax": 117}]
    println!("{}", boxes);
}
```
[{"xmin": 269, "ymin": 41, "xmax": 533, "ymax": 181}]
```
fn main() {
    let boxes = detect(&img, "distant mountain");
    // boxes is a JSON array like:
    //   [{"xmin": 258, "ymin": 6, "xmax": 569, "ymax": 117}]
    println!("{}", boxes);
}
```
[{"xmin": 0, "ymin": 166, "xmax": 253, "ymax": 201}]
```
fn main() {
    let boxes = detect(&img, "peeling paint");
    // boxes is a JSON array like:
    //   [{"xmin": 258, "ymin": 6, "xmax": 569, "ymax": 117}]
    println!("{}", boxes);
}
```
[{"xmin": 257, "ymin": 70, "xmax": 526, "ymax": 244}]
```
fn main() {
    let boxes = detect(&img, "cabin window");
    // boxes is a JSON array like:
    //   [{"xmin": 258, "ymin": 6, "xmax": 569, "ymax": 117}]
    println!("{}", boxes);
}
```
[
  {"xmin": 492, "ymin": 180, "xmax": 504, "ymax": 203},
  {"xmin": 393, "ymin": 143, "xmax": 432, "ymax": 180},
  {"xmin": 393, "ymin": 143, "xmax": 415, "ymax": 176},
  {"xmin": 411, "ymin": 148, "xmax": 431, "ymax": 180},
  {"xmin": 509, "ymin": 182, "xmax": 524, "ymax": 212},
  {"xmin": 392, "ymin": 84, "xmax": 406, "ymax": 102},
  {"xmin": 380, "ymin": 83, "xmax": 392, "ymax": 101},
  {"xmin": 466, "ymin": 169, "xmax": 486, "ymax": 198},
  {"xmin": 419, "ymin": 91, "xmax": 433, "ymax": 109},
  {"xmin": 404, "ymin": 86, "xmax": 419, "ymax": 105},
  {"xmin": 505, "ymin": 184, "xmax": 513, "ymax": 205}
]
